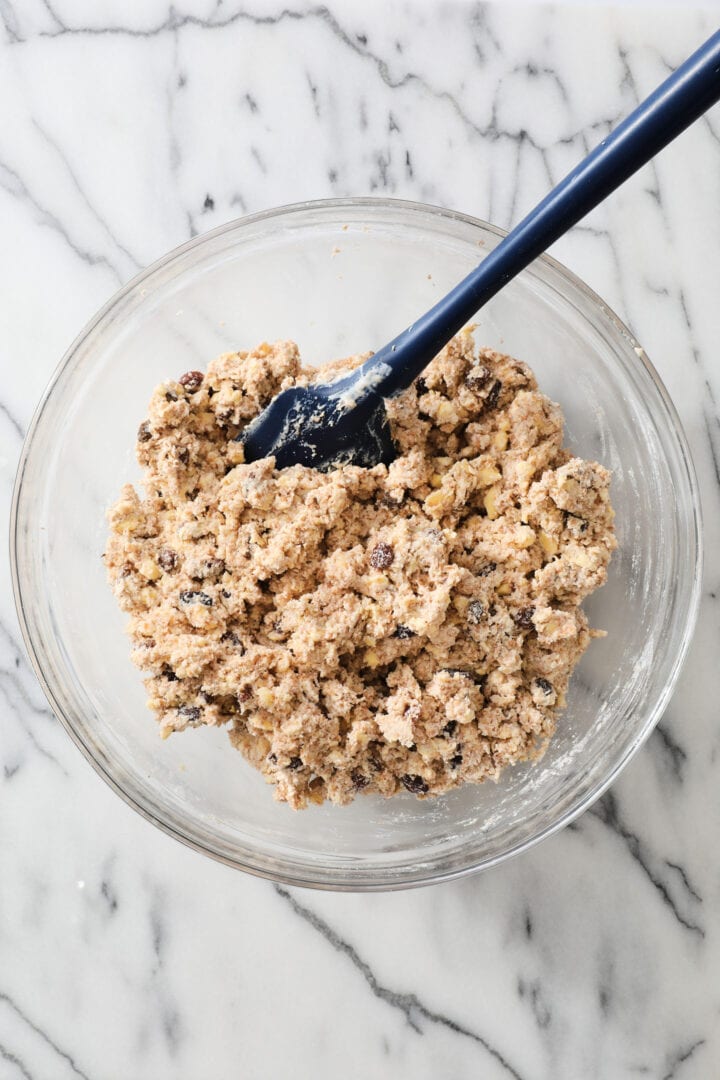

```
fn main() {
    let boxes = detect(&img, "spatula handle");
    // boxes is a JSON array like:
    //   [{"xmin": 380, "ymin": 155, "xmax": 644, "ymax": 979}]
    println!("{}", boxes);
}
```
[{"xmin": 364, "ymin": 28, "xmax": 720, "ymax": 397}]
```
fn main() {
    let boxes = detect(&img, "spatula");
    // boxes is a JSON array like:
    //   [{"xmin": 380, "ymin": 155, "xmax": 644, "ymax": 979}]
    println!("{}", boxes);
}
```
[{"xmin": 242, "ymin": 29, "xmax": 720, "ymax": 471}]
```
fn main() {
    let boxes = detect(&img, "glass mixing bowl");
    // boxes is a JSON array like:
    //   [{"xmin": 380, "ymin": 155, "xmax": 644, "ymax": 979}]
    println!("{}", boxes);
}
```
[{"xmin": 11, "ymin": 199, "xmax": 702, "ymax": 890}]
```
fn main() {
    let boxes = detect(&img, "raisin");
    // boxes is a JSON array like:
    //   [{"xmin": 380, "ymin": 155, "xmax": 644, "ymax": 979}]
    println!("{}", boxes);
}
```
[
  {"xmin": 137, "ymin": 421, "xmax": 152, "ymax": 443},
  {"xmin": 161, "ymin": 665, "xmax": 178, "ymax": 682},
  {"xmin": 287, "ymin": 756, "xmax": 303, "ymax": 771},
  {"xmin": 465, "ymin": 365, "xmax": 491, "ymax": 391},
  {"xmin": 401, "ymin": 774, "xmax": 429, "ymax": 795},
  {"xmin": 165, "ymin": 390, "xmax": 178, "ymax": 402},
  {"xmin": 368, "ymin": 743, "xmax": 384, "ymax": 771},
  {"xmin": 221, "ymin": 589, "xmax": 231, "ymax": 599},
  {"xmin": 177, "ymin": 448, "xmax": 190, "ymax": 466},
  {"xmin": 351, "ymin": 770, "xmax": 370, "ymax": 790},
  {"xmin": 179, "ymin": 370, "xmax": 204, "ymax": 393},
  {"xmin": 179, "ymin": 590, "xmax": 213, "ymax": 606},
  {"xmin": 513, "ymin": 607, "xmax": 535, "ymax": 630},
  {"xmin": 394, "ymin": 624, "xmax": 416, "ymax": 639},
  {"xmin": 379, "ymin": 492, "xmax": 404, "ymax": 508},
  {"xmin": 186, "ymin": 487, "xmax": 200, "ymax": 500},
  {"xmin": 408, "ymin": 743, "xmax": 417, "ymax": 753},
  {"xmin": 177, "ymin": 705, "xmax": 200, "ymax": 721},
  {"xmin": 216, "ymin": 406, "xmax": 234, "ymax": 424},
  {"xmin": 370, "ymin": 542, "xmax": 394, "ymax": 569},
  {"xmin": 120, "ymin": 561, "xmax": 134, "ymax": 577},
  {"xmin": 536, "ymin": 677, "xmax": 553, "ymax": 695},
  {"xmin": 268, "ymin": 752, "xmax": 278, "ymax": 764},
  {"xmin": 415, "ymin": 376, "xmax": 428, "ymax": 395},
  {"xmin": 157, "ymin": 548, "xmax": 178, "ymax": 572},
  {"xmin": 443, "ymin": 668, "xmax": 472, "ymax": 679},
  {"xmin": 442, "ymin": 720, "xmax": 458, "ymax": 737},
  {"xmin": 478, "ymin": 562, "xmax": 497, "ymax": 577},
  {"xmin": 467, "ymin": 600, "xmax": 485, "ymax": 625},
  {"xmin": 449, "ymin": 753, "xmax": 463, "ymax": 769},
  {"xmin": 485, "ymin": 380, "xmax": 502, "ymax": 409},
  {"xmin": 221, "ymin": 630, "xmax": 242, "ymax": 646}
]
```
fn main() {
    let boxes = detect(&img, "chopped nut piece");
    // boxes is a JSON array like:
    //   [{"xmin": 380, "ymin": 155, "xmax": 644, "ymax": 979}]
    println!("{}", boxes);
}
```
[
  {"xmin": 436, "ymin": 400, "xmax": 458, "ymax": 424},
  {"xmin": 227, "ymin": 441, "xmax": 246, "ymax": 465},
  {"xmin": 139, "ymin": 558, "xmax": 161, "ymax": 581},
  {"xmin": 515, "ymin": 525, "xmax": 536, "ymax": 549},
  {"xmin": 539, "ymin": 530, "xmax": 559, "ymax": 557},
  {"xmin": 483, "ymin": 485, "xmax": 500, "ymax": 519},
  {"xmin": 476, "ymin": 464, "xmax": 502, "ymax": 487}
]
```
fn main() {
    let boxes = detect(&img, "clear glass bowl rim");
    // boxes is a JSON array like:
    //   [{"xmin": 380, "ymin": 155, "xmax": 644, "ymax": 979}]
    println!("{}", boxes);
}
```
[{"xmin": 10, "ymin": 196, "xmax": 704, "ymax": 891}]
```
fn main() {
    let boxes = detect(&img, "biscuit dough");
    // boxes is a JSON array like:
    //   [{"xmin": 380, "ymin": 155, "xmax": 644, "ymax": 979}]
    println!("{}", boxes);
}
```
[{"xmin": 105, "ymin": 332, "xmax": 616, "ymax": 808}]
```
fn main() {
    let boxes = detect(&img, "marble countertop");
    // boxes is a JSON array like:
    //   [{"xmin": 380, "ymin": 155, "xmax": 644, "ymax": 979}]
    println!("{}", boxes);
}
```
[{"xmin": 2, "ymin": 2, "xmax": 719, "ymax": 1077}]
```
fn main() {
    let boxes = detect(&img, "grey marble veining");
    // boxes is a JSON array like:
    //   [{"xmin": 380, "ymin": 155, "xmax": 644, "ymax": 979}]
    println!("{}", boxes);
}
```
[{"xmin": 1, "ymin": 2, "xmax": 719, "ymax": 1078}]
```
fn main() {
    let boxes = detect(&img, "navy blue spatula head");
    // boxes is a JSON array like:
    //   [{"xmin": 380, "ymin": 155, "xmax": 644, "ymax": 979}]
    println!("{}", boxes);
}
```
[
  {"xmin": 240, "ymin": 376, "xmax": 396, "ymax": 472},
  {"xmin": 242, "ymin": 30, "xmax": 720, "ymax": 471}
]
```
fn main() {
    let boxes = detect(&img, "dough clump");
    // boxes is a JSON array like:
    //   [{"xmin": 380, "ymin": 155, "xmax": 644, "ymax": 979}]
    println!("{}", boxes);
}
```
[{"xmin": 106, "ymin": 333, "xmax": 616, "ymax": 808}]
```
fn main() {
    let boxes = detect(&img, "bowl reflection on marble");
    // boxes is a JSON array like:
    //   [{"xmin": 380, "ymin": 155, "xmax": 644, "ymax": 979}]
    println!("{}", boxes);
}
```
[{"xmin": 10, "ymin": 198, "xmax": 702, "ymax": 891}]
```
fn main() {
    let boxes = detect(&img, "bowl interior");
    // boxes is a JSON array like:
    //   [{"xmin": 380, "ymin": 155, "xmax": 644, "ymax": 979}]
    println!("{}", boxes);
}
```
[{"xmin": 13, "ymin": 201, "xmax": 700, "ymax": 887}]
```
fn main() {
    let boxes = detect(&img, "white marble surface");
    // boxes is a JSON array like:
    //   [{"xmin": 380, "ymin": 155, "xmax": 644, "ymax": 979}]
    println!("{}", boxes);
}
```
[{"xmin": 2, "ymin": 2, "xmax": 720, "ymax": 1077}]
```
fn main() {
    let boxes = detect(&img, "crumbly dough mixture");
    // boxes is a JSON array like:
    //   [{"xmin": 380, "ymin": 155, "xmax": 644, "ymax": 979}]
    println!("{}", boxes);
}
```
[{"xmin": 106, "ymin": 332, "xmax": 616, "ymax": 808}]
